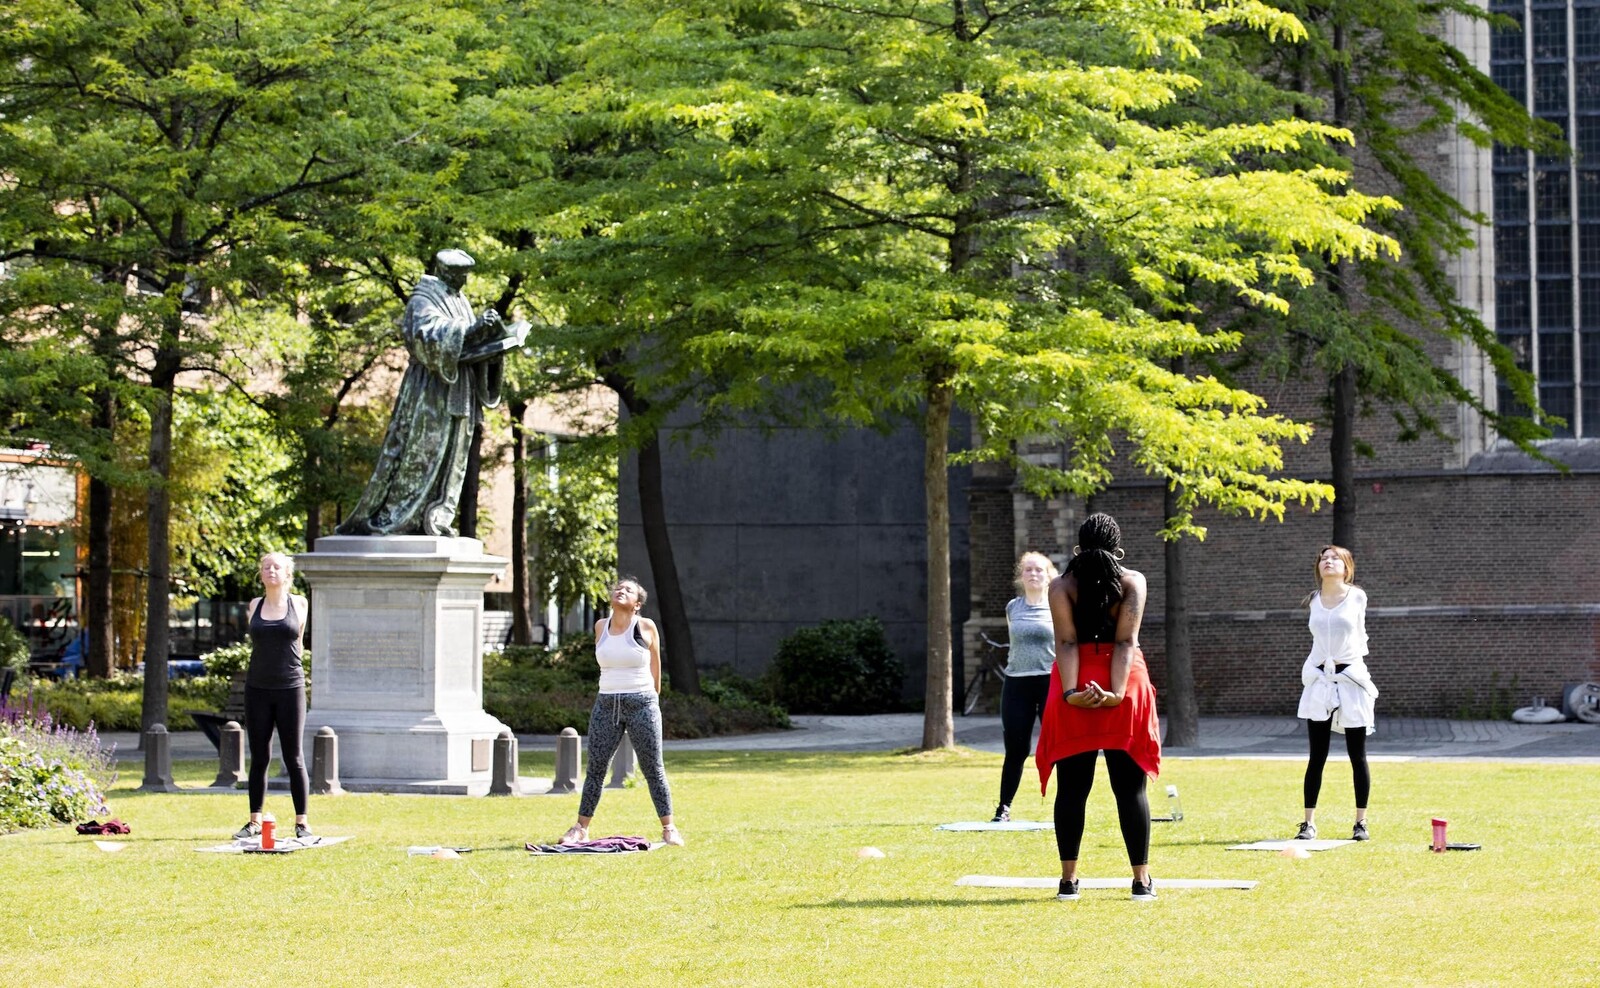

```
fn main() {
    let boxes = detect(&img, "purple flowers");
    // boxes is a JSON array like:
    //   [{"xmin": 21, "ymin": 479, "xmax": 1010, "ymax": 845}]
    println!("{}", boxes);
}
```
[{"xmin": 1, "ymin": 692, "xmax": 116, "ymax": 832}]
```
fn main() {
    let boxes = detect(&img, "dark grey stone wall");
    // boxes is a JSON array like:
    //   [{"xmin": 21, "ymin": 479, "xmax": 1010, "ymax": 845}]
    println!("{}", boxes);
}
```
[{"xmin": 618, "ymin": 417, "xmax": 970, "ymax": 699}]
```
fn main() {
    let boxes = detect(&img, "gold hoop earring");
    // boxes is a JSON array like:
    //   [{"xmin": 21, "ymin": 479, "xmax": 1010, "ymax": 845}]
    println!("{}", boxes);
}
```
[
  {"xmin": 1071, "ymin": 545, "xmax": 1081, "ymax": 556},
  {"xmin": 1112, "ymin": 548, "xmax": 1125, "ymax": 561}
]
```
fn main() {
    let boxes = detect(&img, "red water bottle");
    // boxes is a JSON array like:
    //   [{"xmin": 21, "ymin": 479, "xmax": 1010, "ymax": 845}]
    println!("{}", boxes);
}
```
[
  {"xmin": 261, "ymin": 813, "xmax": 276, "ymax": 850},
  {"xmin": 1430, "ymin": 817, "xmax": 1447, "ymax": 853}
]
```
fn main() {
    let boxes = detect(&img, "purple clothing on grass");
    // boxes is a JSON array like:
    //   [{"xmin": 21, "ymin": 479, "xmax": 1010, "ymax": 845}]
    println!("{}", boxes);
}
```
[{"xmin": 525, "ymin": 836, "xmax": 653, "ymax": 854}]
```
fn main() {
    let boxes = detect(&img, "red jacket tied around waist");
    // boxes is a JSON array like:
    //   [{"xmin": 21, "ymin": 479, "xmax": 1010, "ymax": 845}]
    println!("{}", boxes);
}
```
[{"xmin": 1035, "ymin": 643, "xmax": 1162, "ymax": 794}]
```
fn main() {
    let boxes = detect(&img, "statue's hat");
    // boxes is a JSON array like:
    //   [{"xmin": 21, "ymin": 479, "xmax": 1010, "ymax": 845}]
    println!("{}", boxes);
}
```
[{"xmin": 433, "ymin": 248, "xmax": 475, "ymax": 270}]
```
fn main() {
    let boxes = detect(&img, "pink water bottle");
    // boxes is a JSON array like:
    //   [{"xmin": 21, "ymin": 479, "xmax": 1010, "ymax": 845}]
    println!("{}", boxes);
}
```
[
  {"xmin": 1430, "ymin": 817, "xmax": 1447, "ymax": 852},
  {"xmin": 261, "ymin": 813, "xmax": 276, "ymax": 850}
]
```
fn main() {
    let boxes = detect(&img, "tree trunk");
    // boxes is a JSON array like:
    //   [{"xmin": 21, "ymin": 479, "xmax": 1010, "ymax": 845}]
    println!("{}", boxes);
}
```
[
  {"xmin": 600, "ymin": 363, "xmax": 700, "ymax": 694},
  {"xmin": 921, "ymin": 372, "xmax": 956, "ymax": 749},
  {"xmin": 86, "ymin": 387, "xmax": 115, "ymax": 680},
  {"xmin": 1161, "ymin": 482, "xmax": 1200, "ymax": 747},
  {"xmin": 139, "ymin": 352, "xmax": 179, "ymax": 733},
  {"xmin": 1327, "ymin": 19, "xmax": 1357, "ymax": 551},
  {"xmin": 1330, "ymin": 359, "xmax": 1357, "ymax": 548},
  {"xmin": 634, "ymin": 433, "xmax": 700, "ymax": 694},
  {"xmin": 459, "ymin": 419, "xmax": 483, "ymax": 540},
  {"xmin": 508, "ymin": 399, "xmax": 535, "ymax": 646},
  {"xmin": 304, "ymin": 449, "xmax": 322, "ymax": 550}
]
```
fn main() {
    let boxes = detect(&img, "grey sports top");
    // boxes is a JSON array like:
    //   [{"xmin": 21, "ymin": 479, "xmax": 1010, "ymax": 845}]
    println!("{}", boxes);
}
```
[{"xmin": 1004, "ymin": 596, "xmax": 1055, "ymax": 676}]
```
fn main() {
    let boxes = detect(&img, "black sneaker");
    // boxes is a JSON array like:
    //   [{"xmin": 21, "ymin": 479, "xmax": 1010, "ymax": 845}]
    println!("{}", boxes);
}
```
[
  {"xmin": 1056, "ymin": 879, "xmax": 1080, "ymax": 901},
  {"xmin": 295, "ymin": 823, "xmax": 315, "ymax": 839},
  {"xmin": 233, "ymin": 821, "xmax": 261, "ymax": 840},
  {"xmin": 1351, "ymin": 821, "xmax": 1369, "ymax": 842},
  {"xmin": 1294, "ymin": 821, "xmax": 1317, "ymax": 840},
  {"xmin": 992, "ymin": 804, "xmax": 1011, "ymax": 824},
  {"xmin": 1131, "ymin": 877, "xmax": 1157, "ymax": 901}
]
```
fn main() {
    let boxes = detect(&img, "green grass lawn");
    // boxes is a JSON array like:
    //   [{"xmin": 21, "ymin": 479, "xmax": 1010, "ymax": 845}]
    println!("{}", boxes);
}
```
[{"xmin": 4, "ymin": 749, "xmax": 1596, "ymax": 987}]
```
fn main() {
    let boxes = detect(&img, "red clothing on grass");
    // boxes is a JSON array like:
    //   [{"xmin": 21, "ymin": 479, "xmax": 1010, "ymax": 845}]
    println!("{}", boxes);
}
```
[{"xmin": 1035, "ymin": 642, "xmax": 1162, "ymax": 794}]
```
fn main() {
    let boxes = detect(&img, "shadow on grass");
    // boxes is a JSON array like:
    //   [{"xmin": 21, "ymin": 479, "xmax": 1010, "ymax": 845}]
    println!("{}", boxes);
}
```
[
  {"xmin": 726, "ymin": 821, "xmax": 966, "ymax": 834},
  {"xmin": 790, "ymin": 896, "xmax": 1041, "ymax": 909}
]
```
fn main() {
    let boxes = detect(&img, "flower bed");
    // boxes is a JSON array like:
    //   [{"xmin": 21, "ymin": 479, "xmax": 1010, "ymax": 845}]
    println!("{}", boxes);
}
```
[{"xmin": 0, "ymin": 694, "xmax": 117, "ymax": 833}]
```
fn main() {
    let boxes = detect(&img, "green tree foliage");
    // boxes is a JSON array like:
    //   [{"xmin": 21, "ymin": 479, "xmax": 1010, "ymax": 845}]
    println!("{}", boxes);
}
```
[
  {"xmin": 223, "ymin": 295, "xmax": 399, "ymax": 548},
  {"xmin": 571, "ymin": 0, "xmax": 1400, "ymax": 745},
  {"xmin": 0, "ymin": 0, "xmax": 479, "ymax": 726},
  {"xmin": 0, "ymin": 617, "xmax": 29, "ymax": 673},
  {"xmin": 529, "ymin": 437, "xmax": 619, "ymax": 623},
  {"xmin": 168, "ymin": 388, "xmax": 303, "ymax": 597}
]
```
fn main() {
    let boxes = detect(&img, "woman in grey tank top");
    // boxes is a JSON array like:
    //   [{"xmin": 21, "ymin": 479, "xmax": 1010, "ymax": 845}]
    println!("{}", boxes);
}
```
[{"xmin": 992, "ymin": 551, "xmax": 1058, "ymax": 822}]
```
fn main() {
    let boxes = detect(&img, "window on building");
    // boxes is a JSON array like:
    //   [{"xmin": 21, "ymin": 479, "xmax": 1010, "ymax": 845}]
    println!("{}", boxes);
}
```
[{"xmin": 1491, "ymin": 1, "xmax": 1600, "ymax": 438}]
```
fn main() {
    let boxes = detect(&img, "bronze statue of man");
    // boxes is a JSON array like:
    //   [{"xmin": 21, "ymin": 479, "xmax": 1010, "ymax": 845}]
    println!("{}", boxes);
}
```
[{"xmin": 338, "ymin": 249, "xmax": 526, "ymax": 538}]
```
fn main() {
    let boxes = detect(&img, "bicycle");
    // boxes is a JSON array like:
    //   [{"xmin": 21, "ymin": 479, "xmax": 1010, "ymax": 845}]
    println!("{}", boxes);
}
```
[{"xmin": 960, "ymin": 632, "xmax": 1010, "ymax": 716}]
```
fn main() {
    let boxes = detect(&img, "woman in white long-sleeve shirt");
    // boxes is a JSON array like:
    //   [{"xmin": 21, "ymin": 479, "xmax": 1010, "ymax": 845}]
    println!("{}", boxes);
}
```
[{"xmin": 1294, "ymin": 545, "xmax": 1378, "ymax": 842}]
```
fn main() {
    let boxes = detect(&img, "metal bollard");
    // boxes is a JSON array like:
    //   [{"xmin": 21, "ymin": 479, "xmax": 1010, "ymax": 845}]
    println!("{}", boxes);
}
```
[
  {"xmin": 310, "ymin": 726, "xmax": 344, "ymax": 795},
  {"xmin": 138, "ymin": 724, "xmax": 180, "ymax": 792},
  {"xmin": 489, "ymin": 730, "xmax": 519, "ymax": 796},
  {"xmin": 212, "ymin": 720, "xmax": 246, "ymax": 789},
  {"xmin": 606, "ymin": 734, "xmax": 635, "ymax": 789},
  {"xmin": 547, "ymin": 727, "xmax": 580, "ymax": 794}
]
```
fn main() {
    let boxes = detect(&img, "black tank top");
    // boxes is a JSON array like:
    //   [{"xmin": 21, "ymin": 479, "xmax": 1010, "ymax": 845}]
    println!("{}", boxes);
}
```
[{"xmin": 247, "ymin": 597, "xmax": 305, "ymax": 689}]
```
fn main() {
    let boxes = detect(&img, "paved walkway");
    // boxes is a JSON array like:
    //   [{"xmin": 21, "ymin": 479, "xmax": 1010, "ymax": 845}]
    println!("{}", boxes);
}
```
[{"xmin": 102, "ymin": 714, "xmax": 1600, "ymax": 766}]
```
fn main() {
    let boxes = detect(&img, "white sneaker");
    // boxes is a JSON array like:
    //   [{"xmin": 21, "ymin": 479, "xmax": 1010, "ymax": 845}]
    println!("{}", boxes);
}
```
[{"xmin": 559, "ymin": 824, "xmax": 588, "ymax": 845}]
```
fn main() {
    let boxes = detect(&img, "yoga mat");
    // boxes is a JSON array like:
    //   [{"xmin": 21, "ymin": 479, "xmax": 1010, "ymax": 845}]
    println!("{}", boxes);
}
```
[
  {"xmin": 935, "ymin": 821, "xmax": 1053, "ymax": 832},
  {"xmin": 407, "ymin": 845, "xmax": 475, "ymax": 856},
  {"xmin": 957, "ymin": 875, "xmax": 1257, "ymax": 890},
  {"xmin": 194, "ymin": 835, "xmax": 354, "ymax": 854},
  {"xmin": 1227, "ymin": 839, "xmax": 1355, "ymax": 851}
]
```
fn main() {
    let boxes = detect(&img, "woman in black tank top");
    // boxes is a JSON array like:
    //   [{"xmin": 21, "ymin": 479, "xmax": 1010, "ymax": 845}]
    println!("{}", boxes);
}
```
[{"xmin": 232, "ymin": 551, "xmax": 313, "ymax": 842}]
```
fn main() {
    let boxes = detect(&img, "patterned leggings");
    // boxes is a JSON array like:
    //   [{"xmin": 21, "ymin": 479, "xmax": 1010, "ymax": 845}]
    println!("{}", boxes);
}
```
[{"xmin": 579, "ymin": 691, "xmax": 674, "ymax": 819}]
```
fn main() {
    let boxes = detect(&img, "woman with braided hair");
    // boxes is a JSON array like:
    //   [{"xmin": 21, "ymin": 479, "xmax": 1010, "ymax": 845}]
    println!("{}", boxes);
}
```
[{"xmin": 1035, "ymin": 513, "xmax": 1162, "ymax": 901}]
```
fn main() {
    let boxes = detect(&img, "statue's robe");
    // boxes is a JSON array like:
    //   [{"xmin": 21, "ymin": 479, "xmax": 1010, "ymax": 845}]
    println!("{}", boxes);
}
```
[{"xmin": 337, "ymin": 275, "xmax": 503, "ymax": 537}]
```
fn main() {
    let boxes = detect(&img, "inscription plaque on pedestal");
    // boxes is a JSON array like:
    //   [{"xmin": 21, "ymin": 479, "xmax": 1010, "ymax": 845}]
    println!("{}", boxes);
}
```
[{"xmin": 328, "ymin": 620, "xmax": 424, "ymax": 694}]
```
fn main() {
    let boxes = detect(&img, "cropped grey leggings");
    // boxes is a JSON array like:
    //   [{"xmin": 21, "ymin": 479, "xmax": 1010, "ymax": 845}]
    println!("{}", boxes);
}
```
[{"xmin": 579, "ymin": 691, "xmax": 673, "ymax": 819}]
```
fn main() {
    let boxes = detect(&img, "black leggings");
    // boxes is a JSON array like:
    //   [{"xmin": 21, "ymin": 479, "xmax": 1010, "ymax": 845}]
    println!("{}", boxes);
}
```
[
  {"xmin": 245, "ymin": 685, "xmax": 309, "ymax": 816},
  {"xmin": 1053, "ymin": 748, "xmax": 1150, "ymax": 866},
  {"xmin": 998, "ymin": 674, "xmax": 1050, "ymax": 807},
  {"xmin": 1303, "ymin": 717, "xmax": 1370, "ymax": 810}
]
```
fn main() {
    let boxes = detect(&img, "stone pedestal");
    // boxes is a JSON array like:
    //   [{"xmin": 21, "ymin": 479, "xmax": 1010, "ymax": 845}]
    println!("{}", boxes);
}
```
[{"xmin": 295, "ymin": 535, "xmax": 512, "ymax": 794}]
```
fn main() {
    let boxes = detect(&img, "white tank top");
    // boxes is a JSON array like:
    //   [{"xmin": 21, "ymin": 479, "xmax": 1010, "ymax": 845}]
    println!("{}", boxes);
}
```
[{"xmin": 596, "ymin": 613, "xmax": 655, "ymax": 694}]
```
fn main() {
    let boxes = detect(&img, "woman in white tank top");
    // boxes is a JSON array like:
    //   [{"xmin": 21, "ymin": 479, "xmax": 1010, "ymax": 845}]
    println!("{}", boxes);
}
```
[{"xmin": 557, "ymin": 577, "xmax": 684, "ymax": 847}]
